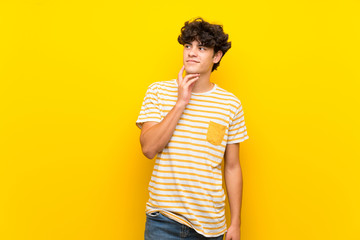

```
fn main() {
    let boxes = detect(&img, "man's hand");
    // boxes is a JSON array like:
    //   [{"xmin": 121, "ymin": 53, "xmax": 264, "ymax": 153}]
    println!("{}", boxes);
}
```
[
  {"xmin": 177, "ymin": 65, "xmax": 199, "ymax": 106},
  {"xmin": 225, "ymin": 224, "xmax": 241, "ymax": 240}
]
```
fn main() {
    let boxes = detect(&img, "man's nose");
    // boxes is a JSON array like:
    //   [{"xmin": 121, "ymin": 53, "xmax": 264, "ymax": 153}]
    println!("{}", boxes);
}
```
[{"xmin": 188, "ymin": 47, "xmax": 198, "ymax": 56}]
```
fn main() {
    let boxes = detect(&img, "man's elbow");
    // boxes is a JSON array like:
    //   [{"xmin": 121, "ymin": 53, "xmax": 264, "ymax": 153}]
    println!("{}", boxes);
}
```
[
  {"xmin": 140, "ymin": 135, "xmax": 155, "ymax": 159},
  {"xmin": 141, "ymin": 145, "xmax": 157, "ymax": 159},
  {"xmin": 140, "ymin": 133, "xmax": 160, "ymax": 159},
  {"xmin": 225, "ymin": 161, "xmax": 241, "ymax": 173}
]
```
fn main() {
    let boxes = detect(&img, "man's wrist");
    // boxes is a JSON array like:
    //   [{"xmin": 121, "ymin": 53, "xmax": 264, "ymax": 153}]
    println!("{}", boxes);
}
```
[
  {"xmin": 175, "ymin": 101, "xmax": 187, "ymax": 109},
  {"xmin": 230, "ymin": 218, "xmax": 241, "ymax": 227}
]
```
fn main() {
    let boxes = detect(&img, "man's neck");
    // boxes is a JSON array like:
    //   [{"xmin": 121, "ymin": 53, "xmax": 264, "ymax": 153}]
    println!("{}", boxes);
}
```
[{"xmin": 189, "ymin": 71, "xmax": 214, "ymax": 93}]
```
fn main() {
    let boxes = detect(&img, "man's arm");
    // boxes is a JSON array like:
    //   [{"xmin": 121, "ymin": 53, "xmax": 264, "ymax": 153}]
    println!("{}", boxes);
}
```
[
  {"xmin": 140, "ymin": 103, "xmax": 185, "ymax": 159},
  {"xmin": 224, "ymin": 143, "xmax": 242, "ymax": 236},
  {"xmin": 139, "ymin": 66, "xmax": 200, "ymax": 159}
]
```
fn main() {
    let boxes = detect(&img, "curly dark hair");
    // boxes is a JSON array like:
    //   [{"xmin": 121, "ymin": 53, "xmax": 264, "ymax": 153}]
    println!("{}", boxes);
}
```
[{"xmin": 178, "ymin": 17, "xmax": 231, "ymax": 72}]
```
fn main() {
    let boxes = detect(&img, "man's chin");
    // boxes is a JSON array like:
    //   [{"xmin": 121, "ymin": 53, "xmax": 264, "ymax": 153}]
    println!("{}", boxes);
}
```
[{"xmin": 184, "ymin": 67, "xmax": 199, "ymax": 74}]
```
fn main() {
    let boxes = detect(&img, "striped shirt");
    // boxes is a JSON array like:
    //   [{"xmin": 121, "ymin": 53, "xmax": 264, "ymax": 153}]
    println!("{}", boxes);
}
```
[{"xmin": 136, "ymin": 79, "xmax": 249, "ymax": 237}]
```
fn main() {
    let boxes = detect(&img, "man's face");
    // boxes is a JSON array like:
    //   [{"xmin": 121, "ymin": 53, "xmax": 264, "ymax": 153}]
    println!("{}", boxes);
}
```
[{"xmin": 183, "ymin": 40, "xmax": 222, "ymax": 75}]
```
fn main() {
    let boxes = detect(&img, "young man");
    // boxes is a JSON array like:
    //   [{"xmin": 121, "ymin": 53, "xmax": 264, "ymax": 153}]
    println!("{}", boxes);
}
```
[{"xmin": 136, "ymin": 17, "xmax": 249, "ymax": 240}]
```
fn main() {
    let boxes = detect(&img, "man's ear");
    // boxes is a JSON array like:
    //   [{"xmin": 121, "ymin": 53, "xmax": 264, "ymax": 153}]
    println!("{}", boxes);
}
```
[{"xmin": 213, "ymin": 50, "xmax": 223, "ymax": 64}]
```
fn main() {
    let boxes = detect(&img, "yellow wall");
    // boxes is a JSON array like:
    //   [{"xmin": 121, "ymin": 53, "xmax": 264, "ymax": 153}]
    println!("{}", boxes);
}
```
[{"xmin": 1, "ymin": 1, "xmax": 359, "ymax": 239}]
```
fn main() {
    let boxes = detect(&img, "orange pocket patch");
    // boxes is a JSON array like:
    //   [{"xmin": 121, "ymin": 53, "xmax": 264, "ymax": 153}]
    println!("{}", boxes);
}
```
[{"xmin": 206, "ymin": 121, "xmax": 226, "ymax": 146}]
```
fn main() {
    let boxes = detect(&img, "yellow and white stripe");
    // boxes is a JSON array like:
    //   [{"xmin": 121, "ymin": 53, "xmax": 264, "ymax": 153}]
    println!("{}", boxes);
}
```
[{"xmin": 136, "ymin": 79, "xmax": 249, "ymax": 237}]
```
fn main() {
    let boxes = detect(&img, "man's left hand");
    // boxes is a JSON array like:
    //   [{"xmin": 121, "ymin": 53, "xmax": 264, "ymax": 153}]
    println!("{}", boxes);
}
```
[{"xmin": 225, "ymin": 225, "xmax": 240, "ymax": 240}]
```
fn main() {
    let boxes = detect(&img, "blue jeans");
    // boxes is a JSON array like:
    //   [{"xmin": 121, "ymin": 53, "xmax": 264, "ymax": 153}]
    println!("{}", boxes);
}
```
[{"xmin": 144, "ymin": 211, "xmax": 224, "ymax": 240}]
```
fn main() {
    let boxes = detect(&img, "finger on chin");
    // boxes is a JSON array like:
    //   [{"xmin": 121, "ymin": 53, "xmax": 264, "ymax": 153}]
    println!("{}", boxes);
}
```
[{"xmin": 178, "ymin": 66, "xmax": 184, "ymax": 79}]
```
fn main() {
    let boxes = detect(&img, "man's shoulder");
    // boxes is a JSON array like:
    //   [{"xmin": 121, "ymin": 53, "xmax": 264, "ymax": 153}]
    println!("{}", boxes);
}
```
[
  {"xmin": 215, "ymin": 84, "xmax": 242, "ymax": 106},
  {"xmin": 147, "ymin": 79, "xmax": 176, "ymax": 90}
]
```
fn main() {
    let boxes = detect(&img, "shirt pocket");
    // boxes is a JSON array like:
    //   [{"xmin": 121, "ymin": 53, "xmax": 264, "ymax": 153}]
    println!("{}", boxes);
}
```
[{"xmin": 206, "ymin": 121, "xmax": 227, "ymax": 146}]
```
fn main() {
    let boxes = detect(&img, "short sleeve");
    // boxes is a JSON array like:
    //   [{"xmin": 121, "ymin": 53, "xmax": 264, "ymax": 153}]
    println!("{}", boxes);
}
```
[
  {"xmin": 227, "ymin": 103, "xmax": 249, "ymax": 144},
  {"xmin": 135, "ymin": 83, "xmax": 162, "ymax": 129}
]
